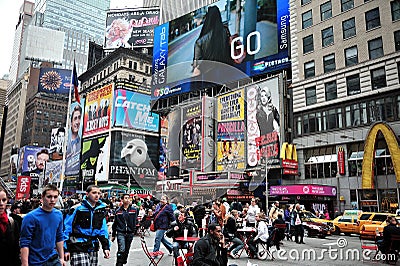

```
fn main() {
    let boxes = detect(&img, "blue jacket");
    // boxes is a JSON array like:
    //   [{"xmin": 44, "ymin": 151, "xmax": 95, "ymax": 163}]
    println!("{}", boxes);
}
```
[
  {"xmin": 111, "ymin": 205, "xmax": 138, "ymax": 237},
  {"xmin": 63, "ymin": 197, "xmax": 110, "ymax": 253},
  {"xmin": 154, "ymin": 203, "xmax": 175, "ymax": 230}
]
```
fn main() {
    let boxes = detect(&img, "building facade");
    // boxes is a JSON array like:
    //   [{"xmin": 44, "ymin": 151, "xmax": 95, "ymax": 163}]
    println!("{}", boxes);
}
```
[{"xmin": 289, "ymin": 0, "xmax": 400, "ymax": 213}]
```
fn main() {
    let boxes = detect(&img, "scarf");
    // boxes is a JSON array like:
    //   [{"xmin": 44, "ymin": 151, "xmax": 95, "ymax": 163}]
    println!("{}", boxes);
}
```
[{"xmin": 0, "ymin": 212, "xmax": 8, "ymax": 234}]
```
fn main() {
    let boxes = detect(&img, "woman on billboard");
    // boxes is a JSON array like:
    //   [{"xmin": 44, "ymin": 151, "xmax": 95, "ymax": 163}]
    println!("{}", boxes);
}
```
[{"xmin": 192, "ymin": 6, "xmax": 233, "ymax": 77}]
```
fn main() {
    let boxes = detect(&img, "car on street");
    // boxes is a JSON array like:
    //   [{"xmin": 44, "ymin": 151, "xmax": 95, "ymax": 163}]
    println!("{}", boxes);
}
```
[
  {"xmin": 357, "ymin": 212, "xmax": 393, "ymax": 234},
  {"xmin": 333, "ymin": 215, "xmax": 359, "ymax": 235},
  {"xmin": 359, "ymin": 216, "xmax": 400, "ymax": 239}
]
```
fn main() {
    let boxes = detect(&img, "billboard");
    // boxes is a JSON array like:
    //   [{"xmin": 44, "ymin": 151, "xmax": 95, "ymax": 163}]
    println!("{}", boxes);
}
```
[
  {"xmin": 109, "ymin": 131, "xmax": 159, "ymax": 189},
  {"xmin": 50, "ymin": 127, "xmax": 65, "ymax": 154},
  {"xmin": 43, "ymin": 161, "xmax": 63, "ymax": 186},
  {"xmin": 151, "ymin": 0, "xmax": 290, "ymax": 99},
  {"xmin": 83, "ymin": 84, "xmax": 113, "ymax": 137},
  {"xmin": 217, "ymin": 88, "xmax": 246, "ymax": 171},
  {"xmin": 80, "ymin": 134, "xmax": 111, "ymax": 183},
  {"xmin": 65, "ymin": 101, "xmax": 85, "ymax": 177},
  {"xmin": 16, "ymin": 176, "xmax": 31, "ymax": 200},
  {"xmin": 18, "ymin": 146, "xmax": 50, "ymax": 190},
  {"xmin": 167, "ymin": 109, "xmax": 181, "ymax": 177},
  {"xmin": 38, "ymin": 68, "xmax": 72, "ymax": 94},
  {"xmin": 113, "ymin": 89, "xmax": 159, "ymax": 132},
  {"xmin": 246, "ymin": 77, "xmax": 281, "ymax": 168},
  {"xmin": 104, "ymin": 8, "xmax": 160, "ymax": 49},
  {"xmin": 181, "ymin": 103, "xmax": 202, "ymax": 170}
]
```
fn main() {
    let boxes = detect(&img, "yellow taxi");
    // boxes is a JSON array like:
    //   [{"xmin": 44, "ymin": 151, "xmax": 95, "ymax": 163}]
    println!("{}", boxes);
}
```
[
  {"xmin": 359, "ymin": 215, "xmax": 400, "ymax": 239},
  {"xmin": 332, "ymin": 210, "xmax": 362, "ymax": 235}
]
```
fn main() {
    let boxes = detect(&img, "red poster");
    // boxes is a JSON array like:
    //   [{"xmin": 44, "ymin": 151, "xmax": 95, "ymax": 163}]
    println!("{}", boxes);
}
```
[
  {"xmin": 338, "ymin": 149, "xmax": 345, "ymax": 175},
  {"xmin": 16, "ymin": 176, "xmax": 31, "ymax": 200}
]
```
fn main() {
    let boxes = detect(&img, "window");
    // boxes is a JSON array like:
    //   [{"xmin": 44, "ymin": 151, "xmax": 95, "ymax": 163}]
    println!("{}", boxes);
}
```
[
  {"xmin": 365, "ymin": 8, "xmax": 381, "ymax": 30},
  {"xmin": 346, "ymin": 103, "xmax": 367, "ymax": 127},
  {"xmin": 327, "ymin": 108, "xmax": 343, "ymax": 129},
  {"xmin": 391, "ymin": 0, "xmax": 400, "ymax": 21},
  {"xmin": 342, "ymin": 17, "xmax": 356, "ymax": 39},
  {"xmin": 302, "ymin": 10, "xmax": 313, "ymax": 29},
  {"xmin": 302, "ymin": 0, "xmax": 311, "ymax": 5},
  {"xmin": 348, "ymin": 142, "xmax": 365, "ymax": 176},
  {"xmin": 368, "ymin": 37, "xmax": 383, "ymax": 59},
  {"xmin": 128, "ymin": 61, "xmax": 132, "ymax": 68},
  {"xmin": 303, "ymin": 35, "xmax": 314, "ymax": 54},
  {"xmin": 304, "ymin": 146, "xmax": 337, "ymax": 179},
  {"xmin": 341, "ymin": 0, "xmax": 354, "ymax": 12},
  {"xmin": 325, "ymin": 81, "xmax": 337, "ymax": 101},
  {"xmin": 305, "ymin": 86, "xmax": 317, "ymax": 105},
  {"xmin": 347, "ymin": 74, "xmax": 361, "ymax": 95},
  {"xmin": 345, "ymin": 46, "xmax": 358, "ymax": 66},
  {"xmin": 304, "ymin": 61, "xmax": 315, "ymax": 78},
  {"xmin": 322, "ymin": 27, "xmax": 334, "ymax": 47},
  {"xmin": 133, "ymin": 62, "xmax": 138, "ymax": 70},
  {"xmin": 320, "ymin": 1, "xmax": 332, "ymax": 21},
  {"xmin": 323, "ymin": 54, "xmax": 336, "ymax": 73},
  {"xmin": 371, "ymin": 67, "xmax": 387, "ymax": 89},
  {"xmin": 395, "ymin": 30, "xmax": 400, "ymax": 51}
]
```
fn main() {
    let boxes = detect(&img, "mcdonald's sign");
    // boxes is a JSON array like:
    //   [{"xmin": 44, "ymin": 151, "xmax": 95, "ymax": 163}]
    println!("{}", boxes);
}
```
[
  {"xmin": 338, "ymin": 146, "xmax": 345, "ymax": 175},
  {"xmin": 280, "ymin": 143, "xmax": 298, "ymax": 175},
  {"xmin": 362, "ymin": 122, "xmax": 400, "ymax": 189}
]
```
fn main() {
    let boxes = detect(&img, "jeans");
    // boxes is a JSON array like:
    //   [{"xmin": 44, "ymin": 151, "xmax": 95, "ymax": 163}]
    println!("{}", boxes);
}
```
[
  {"xmin": 153, "ymin": 229, "xmax": 173, "ymax": 253},
  {"xmin": 43, "ymin": 254, "xmax": 61, "ymax": 266},
  {"xmin": 117, "ymin": 232, "xmax": 134, "ymax": 265},
  {"xmin": 172, "ymin": 241, "xmax": 190, "ymax": 258},
  {"xmin": 229, "ymin": 237, "xmax": 244, "ymax": 255}
]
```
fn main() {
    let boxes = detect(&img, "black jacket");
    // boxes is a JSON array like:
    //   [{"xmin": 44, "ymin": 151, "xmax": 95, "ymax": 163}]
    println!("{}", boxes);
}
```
[
  {"xmin": 0, "ymin": 217, "xmax": 20, "ymax": 266},
  {"xmin": 112, "ymin": 205, "xmax": 138, "ymax": 237},
  {"xmin": 192, "ymin": 234, "xmax": 227, "ymax": 266},
  {"xmin": 166, "ymin": 219, "xmax": 197, "ymax": 239},
  {"xmin": 223, "ymin": 216, "xmax": 238, "ymax": 239},
  {"xmin": 383, "ymin": 224, "xmax": 400, "ymax": 250}
]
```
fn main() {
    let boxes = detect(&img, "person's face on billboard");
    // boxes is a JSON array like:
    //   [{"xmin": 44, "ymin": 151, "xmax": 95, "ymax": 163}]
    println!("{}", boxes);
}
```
[
  {"xmin": 57, "ymin": 131, "xmax": 65, "ymax": 145},
  {"xmin": 36, "ymin": 152, "xmax": 49, "ymax": 170},
  {"xmin": 71, "ymin": 110, "xmax": 81, "ymax": 135},
  {"xmin": 260, "ymin": 88, "xmax": 271, "ymax": 107}
]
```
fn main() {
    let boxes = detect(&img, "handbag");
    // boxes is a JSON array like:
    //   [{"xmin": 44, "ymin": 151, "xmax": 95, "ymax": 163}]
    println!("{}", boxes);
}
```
[
  {"xmin": 150, "ymin": 205, "xmax": 167, "ymax": 232},
  {"xmin": 295, "ymin": 215, "xmax": 302, "ymax": 225}
]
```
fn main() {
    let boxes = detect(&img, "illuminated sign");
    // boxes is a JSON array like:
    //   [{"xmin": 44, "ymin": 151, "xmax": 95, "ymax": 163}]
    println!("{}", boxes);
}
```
[
  {"xmin": 280, "ymin": 143, "xmax": 298, "ymax": 175},
  {"xmin": 362, "ymin": 122, "xmax": 400, "ymax": 188},
  {"xmin": 338, "ymin": 146, "xmax": 345, "ymax": 175},
  {"xmin": 151, "ymin": 0, "xmax": 290, "ymax": 99},
  {"xmin": 270, "ymin": 185, "xmax": 337, "ymax": 197}
]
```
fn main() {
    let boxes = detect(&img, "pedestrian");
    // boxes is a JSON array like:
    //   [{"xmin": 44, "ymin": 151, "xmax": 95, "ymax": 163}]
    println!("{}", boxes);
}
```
[
  {"xmin": 247, "ymin": 198, "xmax": 260, "ymax": 227},
  {"xmin": 284, "ymin": 204, "xmax": 293, "ymax": 236},
  {"xmin": 63, "ymin": 185, "xmax": 110, "ymax": 265},
  {"xmin": 269, "ymin": 201, "xmax": 281, "ymax": 222},
  {"xmin": 292, "ymin": 203, "xmax": 305, "ymax": 244},
  {"xmin": 111, "ymin": 193, "xmax": 138, "ymax": 266},
  {"xmin": 0, "ymin": 189, "xmax": 21, "ymax": 266},
  {"xmin": 192, "ymin": 223, "xmax": 228, "ymax": 266},
  {"xmin": 20, "ymin": 184, "xmax": 65, "ymax": 266},
  {"xmin": 224, "ymin": 210, "xmax": 244, "ymax": 259},
  {"xmin": 248, "ymin": 212, "xmax": 269, "ymax": 258},
  {"xmin": 153, "ymin": 195, "xmax": 174, "ymax": 255}
]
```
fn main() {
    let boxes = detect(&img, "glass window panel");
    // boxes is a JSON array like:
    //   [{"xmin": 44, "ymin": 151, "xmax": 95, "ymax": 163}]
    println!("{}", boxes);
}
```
[
  {"xmin": 304, "ymin": 114, "xmax": 310, "ymax": 133},
  {"xmin": 323, "ymin": 54, "xmax": 336, "ymax": 73},
  {"xmin": 371, "ymin": 67, "xmax": 387, "ymax": 90},
  {"xmin": 303, "ymin": 35, "xmax": 314, "ymax": 54},
  {"xmin": 322, "ymin": 27, "xmax": 334, "ymax": 47},
  {"xmin": 309, "ymin": 113, "xmax": 316, "ymax": 132},
  {"xmin": 302, "ymin": 10, "xmax": 313, "ymax": 29},
  {"xmin": 317, "ymin": 112, "xmax": 322, "ymax": 131},
  {"xmin": 385, "ymin": 97, "xmax": 394, "ymax": 121},
  {"xmin": 345, "ymin": 46, "xmax": 358, "ymax": 66},
  {"xmin": 343, "ymin": 17, "xmax": 356, "ymax": 39},
  {"xmin": 395, "ymin": 30, "xmax": 400, "ymax": 51},
  {"xmin": 341, "ymin": 0, "xmax": 354, "ymax": 12},
  {"xmin": 302, "ymin": 0, "xmax": 312, "ymax": 5},
  {"xmin": 392, "ymin": 0, "xmax": 400, "ymax": 21},
  {"xmin": 347, "ymin": 74, "xmax": 361, "ymax": 95},
  {"xmin": 361, "ymin": 103, "xmax": 368, "ymax": 124},
  {"xmin": 346, "ymin": 106, "xmax": 351, "ymax": 127},
  {"xmin": 325, "ymin": 80, "xmax": 337, "ymax": 101},
  {"xmin": 337, "ymin": 108, "xmax": 343, "ymax": 128},
  {"xmin": 368, "ymin": 37, "xmax": 384, "ymax": 59},
  {"xmin": 321, "ymin": 1, "xmax": 332, "ymax": 21},
  {"xmin": 305, "ymin": 61, "xmax": 315, "ymax": 78},
  {"xmin": 306, "ymin": 86, "xmax": 317, "ymax": 105},
  {"xmin": 366, "ymin": 8, "xmax": 381, "ymax": 30}
]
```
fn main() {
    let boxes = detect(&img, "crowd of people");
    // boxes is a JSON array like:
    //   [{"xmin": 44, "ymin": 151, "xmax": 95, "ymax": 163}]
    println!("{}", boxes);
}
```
[{"xmin": 1, "ymin": 188, "xmax": 400, "ymax": 266}]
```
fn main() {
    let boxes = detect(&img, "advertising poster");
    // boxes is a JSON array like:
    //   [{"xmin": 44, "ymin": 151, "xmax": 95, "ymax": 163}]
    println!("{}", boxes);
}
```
[
  {"xmin": 65, "ymin": 100, "xmax": 85, "ymax": 177},
  {"xmin": 104, "ymin": 8, "xmax": 160, "ymax": 49},
  {"xmin": 109, "ymin": 131, "xmax": 159, "ymax": 189},
  {"xmin": 50, "ymin": 127, "xmax": 65, "ymax": 154},
  {"xmin": 80, "ymin": 134, "xmax": 110, "ymax": 183},
  {"xmin": 43, "ymin": 161, "xmax": 62, "ymax": 186},
  {"xmin": 18, "ymin": 146, "xmax": 49, "ymax": 191},
  {"xmin": 38, "ymin": 68, "xmax": 72, "ymax": 94},
  {"xmin": 83, "ymin": 84, "xmax": 113, "ymax": 137},
  {"xmin": 113, "ymin": 89, "xmax": 159, "ymax": 132},
  {"xmin": 181, "ymin": 103, "xmax": 202, "ymax": 170},
  {"xmin": 167, "ymin": 109, "xmax": 181, "ymax": 177},
  {"xmin": 217, "ymin": 89, "xmax": 246, "ymax": 171},
  {"xmin": 16, "ymin": 176, "xmax": 31, "ymax": 200},
  {"xmin": 152, "ymin": 0, "xmax": 290, "ymax": 99},
  {"xmin": 246, "ymin": 77, "xmax": 281, "ymax": 168}
]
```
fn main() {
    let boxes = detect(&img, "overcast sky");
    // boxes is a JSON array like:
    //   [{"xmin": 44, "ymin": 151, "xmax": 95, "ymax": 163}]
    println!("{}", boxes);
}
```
[{"xmin": 0, "ymin": 0, "xmax": 143, "ymax": 79}]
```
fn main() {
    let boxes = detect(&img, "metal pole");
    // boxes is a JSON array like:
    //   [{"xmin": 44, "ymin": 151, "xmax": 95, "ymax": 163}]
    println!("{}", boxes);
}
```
[{"xmin": 265, "ymin": 161, "xmax": 269, "ymax": 211}]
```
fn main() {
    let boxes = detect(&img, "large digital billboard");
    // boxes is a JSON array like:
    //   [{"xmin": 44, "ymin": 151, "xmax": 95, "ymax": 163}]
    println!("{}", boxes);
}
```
[
  {"xmin": 246, "ymin": 76, "xmax": 281, "ymax": 168},
  {"xmin": 38, "ymin": 68, "xmax": 72, "ymax": 94},
  {"xmin": 109, "ymin": 131, "xmax": 159, "ymax": 189},
  {"xmin": 113, "ymin": 89, "xmax": 159, "ymax": 132},
  {"xmin": 181, "ymin": 103, "xmax": 202, "ymax": 170},
  {"xmin": 83, "ymin": 84, "xmax": 113, "ymax": 137},
  {"xmin": 104, "ymin": 8, "xmax": 160, "ymax": 49},
  {"xmin": 152, "ymin": 0, "xmax": 290, "ymax": 99},
  {"xmin": 217, "ymin": 88, "xmax": 246, "ymax": 171}
]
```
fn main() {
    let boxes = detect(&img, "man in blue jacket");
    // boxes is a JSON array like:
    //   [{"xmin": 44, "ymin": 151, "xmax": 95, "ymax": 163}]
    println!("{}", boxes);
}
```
[
  {"xmin": 63, "ymin": 185, "xmax": 110, "ymax": 265},
  {"xmin": 20, "ymin": 184, "xmax": 65, "ymax": 266},
  {"xmin": 111, "ymin": 193, "xmax": 138, "ymax": 266}
]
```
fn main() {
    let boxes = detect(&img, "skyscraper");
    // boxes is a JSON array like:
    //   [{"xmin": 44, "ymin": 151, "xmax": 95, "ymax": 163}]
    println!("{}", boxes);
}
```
[{"xmin": 34, "ymin": 0, "xmax": 110, "ymax": 73}]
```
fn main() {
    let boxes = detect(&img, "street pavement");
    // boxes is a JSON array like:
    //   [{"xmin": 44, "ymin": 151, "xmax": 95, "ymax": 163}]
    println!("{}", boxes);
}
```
[{"xmin": 62, "ymin": 232, "xmax": 392, "ymax": 266}]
